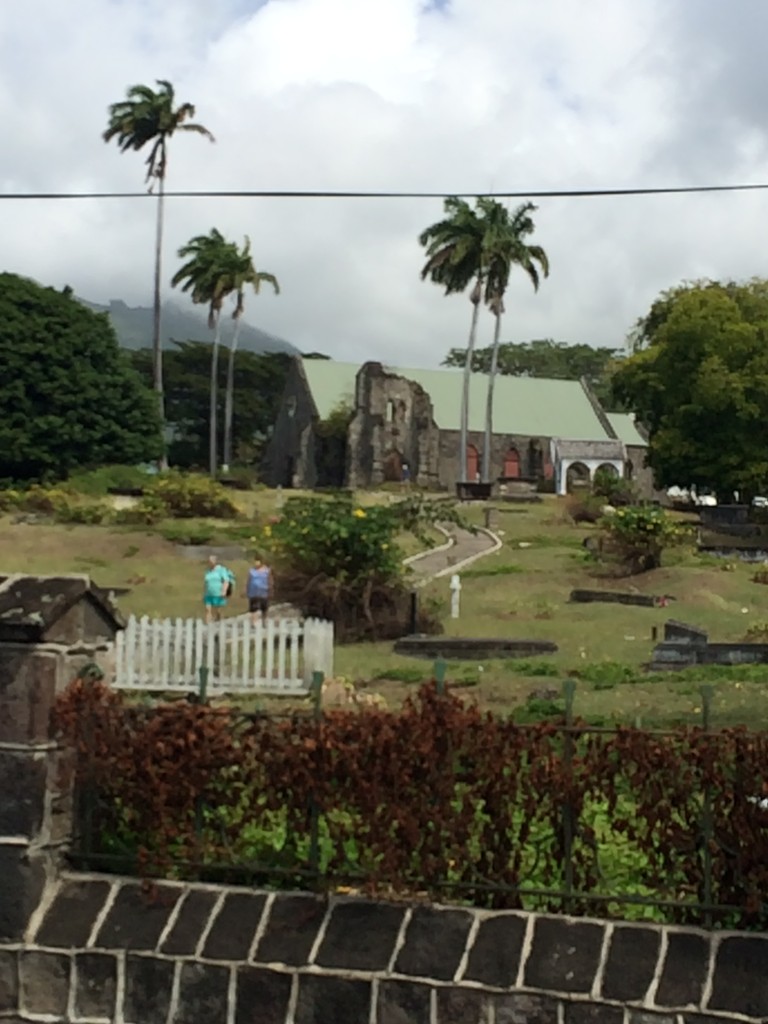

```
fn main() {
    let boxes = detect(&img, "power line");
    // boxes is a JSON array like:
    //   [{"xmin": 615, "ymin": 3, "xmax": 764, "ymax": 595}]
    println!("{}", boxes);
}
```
[{"xmin": 2, "ymin": 182, "xmax": 768, "ymax": 200}]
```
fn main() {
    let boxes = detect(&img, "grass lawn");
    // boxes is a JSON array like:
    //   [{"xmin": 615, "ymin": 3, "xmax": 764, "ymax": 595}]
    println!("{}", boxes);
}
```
[{"xmin": 3, "ymin": 491, "xmax": 768, "ymax": 728}]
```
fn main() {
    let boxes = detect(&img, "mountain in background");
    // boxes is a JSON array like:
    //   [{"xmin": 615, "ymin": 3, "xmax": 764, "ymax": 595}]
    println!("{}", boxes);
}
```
[{"xmin": 79, "ymin": 298, "xmax": 298, "ymax": 354}]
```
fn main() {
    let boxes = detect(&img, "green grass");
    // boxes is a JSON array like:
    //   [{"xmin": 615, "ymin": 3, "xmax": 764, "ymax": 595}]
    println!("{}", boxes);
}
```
[{"xmin": 4, "ymin": 491, "xmax": 768, "ymax": 727}]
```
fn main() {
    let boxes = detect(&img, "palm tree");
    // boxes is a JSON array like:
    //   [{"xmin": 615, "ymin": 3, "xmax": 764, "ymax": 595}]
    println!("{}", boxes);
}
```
[
  {"xmin": 171, "ymin": 229, "xmax": 240, "ymax": 476},
  {"xmin": 419, "ymin": 198, "xmax": 488, "ymax": 486},
  {"xmin": 103, "ymin": 80, "xmax": 214, "ymax": 466},
  {"xmin": 222, "ymin": 239, "xmax": 280, "ymax": 472},
  {"xmin": 480, "ymin": 201, "xmax": 549, "ymax": 483}
]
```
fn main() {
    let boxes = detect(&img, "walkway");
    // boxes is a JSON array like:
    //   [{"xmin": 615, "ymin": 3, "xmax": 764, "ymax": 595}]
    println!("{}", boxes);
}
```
[{"xmin": 406, "ymin": 525, "xmax": 501, "ymax": 582}]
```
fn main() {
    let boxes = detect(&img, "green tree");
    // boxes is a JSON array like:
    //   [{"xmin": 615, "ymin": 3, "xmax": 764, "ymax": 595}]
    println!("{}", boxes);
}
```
[
  {"xmin": 442, "ymin": 340, "xmax": 624, "ymax": 408},
  {"xmin": 103, "ymin": 80, "xmax": 214, "ymax": 461},
  {"xmin": 223, "ymin": 238, "xmax": 279, "ymax": 472},
  {"xmin": 481, "ymin": 201, "xmax": 549, "ymax": 481},
  {"xmin": 171, "ymin": 229, "xmax": 242, "ymax": 476},
  {"xmin": 129, "ymin": 341, "xmax": 290, "ymax": 469},
  {"xmin": 613, "ymin": 279, "xmax": 768, "ymax": 499},
  {"xmin": 419, "ymin": 197, "xmax": 488, "ymax": 483},
  {"xmin": 0, "ymin": 273, "xmax": 162, "ymax": 482}
]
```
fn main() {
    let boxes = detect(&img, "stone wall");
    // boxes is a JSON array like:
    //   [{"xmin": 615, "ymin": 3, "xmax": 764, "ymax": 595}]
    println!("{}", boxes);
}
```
[
  {"xmin": 347, "ymin": 363, "xmax": 441, "ymax": 490},
  {"xmin": 3, "ymin": 874, "xmax": 768, "ymax": 1023},
  {"xmin": 438, "ymin": 430, "xmax": 551, "ymax": 489},
  {"xmin": 260, "ymin": 359, "xmax": 320, "ymax": 489}
]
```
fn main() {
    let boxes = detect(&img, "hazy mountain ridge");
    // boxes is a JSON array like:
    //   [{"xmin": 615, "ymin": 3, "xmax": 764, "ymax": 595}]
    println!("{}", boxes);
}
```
[{"xmin": 79, "ymin": 297, "xmax": 298, "ymax": 354}]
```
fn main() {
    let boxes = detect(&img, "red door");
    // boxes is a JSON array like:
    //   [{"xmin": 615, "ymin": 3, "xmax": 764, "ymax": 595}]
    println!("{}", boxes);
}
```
[
  {"xmin": 466, "ymin": 444, "xmax": 479, "ymax": 482},
  {"xmin": 503, "ymin": 448, "xmax": 520, "ymax": 478}
]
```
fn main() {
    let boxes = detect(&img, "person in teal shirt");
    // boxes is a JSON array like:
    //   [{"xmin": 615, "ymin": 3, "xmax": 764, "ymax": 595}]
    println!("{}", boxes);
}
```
[{"xmin": 203, "ymin": 555, "xmax": 235, "ymax": 623}]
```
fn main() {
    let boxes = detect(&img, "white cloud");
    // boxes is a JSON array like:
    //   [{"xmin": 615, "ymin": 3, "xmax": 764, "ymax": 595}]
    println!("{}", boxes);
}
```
[{"xmin": 2, "ymin": 0, "xmax": 768, "ymax": 365}]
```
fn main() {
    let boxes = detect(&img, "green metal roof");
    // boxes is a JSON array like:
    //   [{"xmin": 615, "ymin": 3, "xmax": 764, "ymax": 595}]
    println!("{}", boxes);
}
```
[
  {"xmin": 607, "ymin": 412, "xmax": 648, "ymax": 447},
  {"xmin": 300, "ymin": 358, "xmax": 612, "ymax": 440}
]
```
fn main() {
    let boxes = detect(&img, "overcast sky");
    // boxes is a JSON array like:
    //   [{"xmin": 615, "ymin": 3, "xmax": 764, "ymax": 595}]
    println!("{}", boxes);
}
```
[{"xmin": 2, "ymin": 0, "xmax": 768, "ymax": 366}]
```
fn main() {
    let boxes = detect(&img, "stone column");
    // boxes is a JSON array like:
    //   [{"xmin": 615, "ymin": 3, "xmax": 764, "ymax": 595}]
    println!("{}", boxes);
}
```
[
  {"xmin": 0, "ymin": 640, "xmax": 75, "ymax": 941},
  {"xmin": 0, "ymin": 574, "xmax": 122, "ymax": 943}
]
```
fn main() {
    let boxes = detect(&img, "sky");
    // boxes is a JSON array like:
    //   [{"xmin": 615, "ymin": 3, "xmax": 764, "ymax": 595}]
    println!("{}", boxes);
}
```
[{"xmin": 2, "ymin": 0, "xmax": 768, "ymax": 365}]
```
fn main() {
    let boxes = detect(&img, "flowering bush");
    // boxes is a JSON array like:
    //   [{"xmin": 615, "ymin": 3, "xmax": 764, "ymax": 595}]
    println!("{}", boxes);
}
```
[
  {"xmin": 600, "ymin": 505, "xmax": 690, "ymax": 573},
  {"xmin": 262, "ymin": 494, "xmax": 466, "ymax": 640},
  {"xmin": 140, "ymin": 473, "xmax": 240, "ymax": 520}
]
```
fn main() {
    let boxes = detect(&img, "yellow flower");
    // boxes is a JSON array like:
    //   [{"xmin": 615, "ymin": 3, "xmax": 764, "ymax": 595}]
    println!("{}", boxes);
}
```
[
  {"xmin": 263, "ymin": 524, "xmax": 272, "ymax": 537},
  {"xmin": 353, "ymin": 508, "xmax": 367, "ymax": 518},
  {"xmin": 381, "ymin": 543, "xmax": 389, "ymax": 550}
]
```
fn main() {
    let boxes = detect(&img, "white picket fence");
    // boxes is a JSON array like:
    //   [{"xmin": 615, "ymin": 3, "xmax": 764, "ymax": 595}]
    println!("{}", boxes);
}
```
[{"xmin": 113, "ymin": 614, "xmax": 334, "ymax": 695}]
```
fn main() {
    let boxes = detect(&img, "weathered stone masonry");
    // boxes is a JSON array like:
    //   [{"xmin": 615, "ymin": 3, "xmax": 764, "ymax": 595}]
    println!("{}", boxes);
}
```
[
  {"xmin": 1, "ymin": 574, "xmax": 767, "ymax": 1024},
  {"xmin": 3, "ymin": 876, "xmax": 768, "ymax": 1023}
]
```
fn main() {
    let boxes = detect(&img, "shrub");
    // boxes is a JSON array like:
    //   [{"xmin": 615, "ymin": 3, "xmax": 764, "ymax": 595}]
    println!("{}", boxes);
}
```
[
  {"xmin": 565, "ymin": 492, "xmax": 606, "ymax": 524},
  {"xmin": 16, "ymin": 484, "xmax": 71, "ymax": 515},
  {"xmin": 54, "ymin": 502, "xmax": 112, "ymax": 525},
  {"xmin": 599, "ymin": 505, "xmax": 690, "ymax": 574},
  {"xmin": 66, "ymin": 465, "xmax": 152, "ymax": 497},
  {"xmin": 263, "ymin": 493, "xmax": 467, "ymax": 641},
  {"xmin": 0, "ymin": 488, "xmax": 22, "ymax": 512},
  {"xmin": 160, "ymin": 523, "xmax": 216, "ymax": 546},
  {"xmin": 592, "ymin": 468, "xmax": 637, "ymax": 507},
  {"xmin": 109, "ymin": 473, "xmax": 242, "ymax": 525}
]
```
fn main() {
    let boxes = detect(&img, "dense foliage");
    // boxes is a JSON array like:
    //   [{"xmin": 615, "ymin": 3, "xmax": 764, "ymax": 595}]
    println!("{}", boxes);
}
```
[
  {"xmin": 600, "ymin": 505, "xmax": 690, "ymax": 573},
  {"xmin": 0, "ymin": 273, "xmax": 162, "ymax": 482},
  {"xmin": 129, "ymin": 342, "xmax": 289, "ymax": 468},
  {"xmin": 614, "ymin": 279, "xmax": 768, "ymax": 499},
  {"xmin": 261, "ymin": 493, "xmax": 466, "ymax": 640},
  {"xmin": 444, "ymin": 339, "xmax": 624, "ymax": 408},
  {"xmin": 56, "ymin": 676, "xmax": 768, "ymax": 928}
]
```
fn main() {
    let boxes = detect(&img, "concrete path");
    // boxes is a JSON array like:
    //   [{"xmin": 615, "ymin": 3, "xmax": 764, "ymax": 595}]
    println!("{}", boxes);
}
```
[{"xmin": 406, "ymin": 525, "xmax": 500, "ymax": 582}]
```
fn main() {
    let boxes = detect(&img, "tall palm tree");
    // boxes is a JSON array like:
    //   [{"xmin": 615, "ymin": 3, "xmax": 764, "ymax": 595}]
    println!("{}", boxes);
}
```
[
  {"xmin": 419, "ymin": 198, "xmax": 487, "ymax": 485},
  {"xmin": 480, "ymin": 201, "xmax": 549, "ymax": 483},
  {"xmin": 222, "ymin": 239, "xmax": 280, "ymax": 471},
  {"xmin": 103, "ymin": 80, "xmax": 214, "ymax": 466},
  {"xmin": 171, "ymin": 229, "xmax": 240, "ymax": 476}
]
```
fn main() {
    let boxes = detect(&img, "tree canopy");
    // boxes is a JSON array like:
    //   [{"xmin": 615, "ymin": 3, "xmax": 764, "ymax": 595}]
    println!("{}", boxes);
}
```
[
  {"xmin": 0, "ymin": 273, "xmax": 162, "ymax": 482},
  {"xmin": 443, "ymin": 339, "xmax": 623, "ymax": 408},
  {"xmin": 613, "ymin": 279, "xmax": 768, "ymax": 498},
  {"xmin": 129, "ymin": 341, "xmax": 290, "ymax": 469}
]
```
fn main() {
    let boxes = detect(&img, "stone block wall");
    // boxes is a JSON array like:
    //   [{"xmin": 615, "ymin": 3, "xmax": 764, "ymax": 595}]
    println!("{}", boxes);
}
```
[{"xmin": 2, "ymin": 872, "xmax": 767, "ymax": 1023}]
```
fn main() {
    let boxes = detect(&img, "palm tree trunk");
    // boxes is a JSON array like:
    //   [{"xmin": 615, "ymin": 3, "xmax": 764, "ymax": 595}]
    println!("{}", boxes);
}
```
[
  {"xmin": 152, "ymin": 175, "xmax": 168, "ymax": 470},
  {"xmin": 210, "ymin": 314, "xmax": 222, "ymax": 476},
  {"xmin": 482, "ymin": 307, "xmax": 504, "ymax": 483},
  {"xmin": 223, "ymin": 314, "xmax": 243, "ymax": 472},
  {"xmin": 459, "ymin": 281, "xmax": 482, "ymax": 487}
]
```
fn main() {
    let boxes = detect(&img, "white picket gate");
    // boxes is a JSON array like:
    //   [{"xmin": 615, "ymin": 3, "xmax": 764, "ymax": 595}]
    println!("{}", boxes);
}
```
[{"xmin": 113, "ymin": 614, "xmax": 334, "ymax": 695}]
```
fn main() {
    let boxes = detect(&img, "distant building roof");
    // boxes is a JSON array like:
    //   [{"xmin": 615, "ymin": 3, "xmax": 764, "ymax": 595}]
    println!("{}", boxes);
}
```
[
  {"xmin": 606, "ymin": 412, "xmax": 648, "ymax": 447},
  {"xmin": 553, "ymin": 438, "xmax": 625, "ymax": 461},
  {"xmin": 300, "ymin": 358, "xmax": 612, "ymax": 441}
]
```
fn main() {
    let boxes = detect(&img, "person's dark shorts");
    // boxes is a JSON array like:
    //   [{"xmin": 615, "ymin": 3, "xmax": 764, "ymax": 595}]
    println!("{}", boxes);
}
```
[{"xmin": 249, "ymin": 596, "xmax": 269, "ymax": 615}]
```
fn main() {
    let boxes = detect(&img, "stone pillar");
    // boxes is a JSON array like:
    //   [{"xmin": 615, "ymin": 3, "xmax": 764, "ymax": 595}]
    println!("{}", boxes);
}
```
[{"xmin": 0, "ymin": 574, "xmax": 122, "ymax": 943}]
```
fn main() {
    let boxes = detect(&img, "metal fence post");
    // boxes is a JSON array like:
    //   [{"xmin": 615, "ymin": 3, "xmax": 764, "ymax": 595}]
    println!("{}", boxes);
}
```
[
  {"xmin": 699, "ymin": 684, "xmax": 714, "ymax": 928},
  {"xmin": 308, "ymin": 670, "xmax": 324, "ymax": 882},
  {"xmin": 562, "ymin": 679, "xmax": 577, "ymax": 914},
  {"xmin": 434, "ymin": 658, "xmax": 447, "ymax": 695}
]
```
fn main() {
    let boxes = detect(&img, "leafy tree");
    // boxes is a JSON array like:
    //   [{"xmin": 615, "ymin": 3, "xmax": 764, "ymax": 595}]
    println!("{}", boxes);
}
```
[
  {"xmin": 0, "ymin": 273, "xmax": 162, "ymax": 482},
  {"xmin": 103, "ymin": 80, "xmax": 214, "ymax": 458},
  {"xmin": 419, "ymin": 197, "xmax": 488, "ymax": 483},
  {"xmin": 223, "ymin": 238, "xmax": 279, "ymax": 471},
  {"xmin": 443, "ymin": 339, "xmax": 624, "ymax": 408},
  {"xmin": 613, "ymin": 279, "xmax": 768, "ymax": 499},
  {"xmin": 172, "ymin": 228, "xmax": 243, "ymax": 476},
  {"xmin": 481, "ymin": 201, "xmax": 549, "ymax": 481},
  {"xmin": 129, "ymin": 341, "xmax": 290, "ymax": 469}
]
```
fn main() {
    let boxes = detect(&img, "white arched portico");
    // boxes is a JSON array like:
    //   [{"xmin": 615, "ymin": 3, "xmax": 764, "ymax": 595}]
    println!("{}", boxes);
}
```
[{"xmin": 552, "ymin": 439, "xmax": 627, "ymax": 496}]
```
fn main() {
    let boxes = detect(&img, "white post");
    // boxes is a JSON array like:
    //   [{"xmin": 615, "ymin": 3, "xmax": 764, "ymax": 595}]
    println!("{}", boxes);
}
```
[{"xmin": 450, "ymin": 573, "xmax": 462, "ymax": 619}]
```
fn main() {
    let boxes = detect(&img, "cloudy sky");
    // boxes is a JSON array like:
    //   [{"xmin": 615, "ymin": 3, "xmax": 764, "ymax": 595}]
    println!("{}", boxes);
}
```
[{"xmin": 2, "ymin": 0, "xmax": 768, "ymax": 365}]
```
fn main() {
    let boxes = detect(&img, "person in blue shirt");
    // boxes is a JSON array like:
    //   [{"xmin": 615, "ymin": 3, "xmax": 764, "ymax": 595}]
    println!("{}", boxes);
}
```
[
  {"xmin": 203, "ymin": 555, "xmax": 235, "ymax": 623},
  {"xmin": 247, "ymin": 556, "xmax": 272, "ymax": 624}
]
